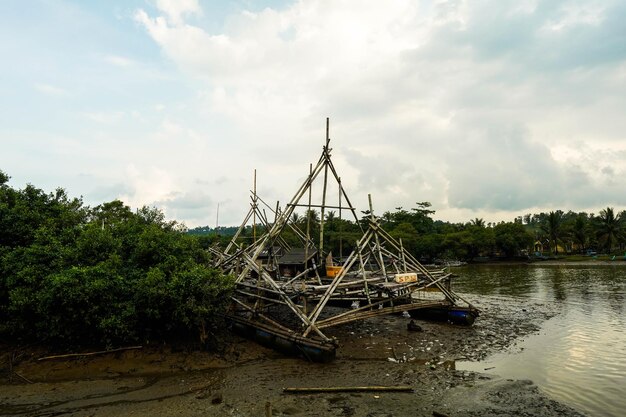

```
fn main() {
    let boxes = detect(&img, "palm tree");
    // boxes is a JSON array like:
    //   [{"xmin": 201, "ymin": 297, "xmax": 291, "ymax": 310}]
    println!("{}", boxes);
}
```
[
  {"xmin": 572, "ymin": 215, "xmax": 588, "ymax": 253},
  {"xmin": 597, "ymin": 207, "xmax": 622, "ymax": 254},
  {"xmin": 470, "ymin": 218, "xmax": 485, "ymax": 227},
  {"xmin": 542, "ymin": 211, "xmax": 564, "ymax": 255},
  {"xmin": 291, "ymin": 212, "xmax": 302, "ymax": 225}
]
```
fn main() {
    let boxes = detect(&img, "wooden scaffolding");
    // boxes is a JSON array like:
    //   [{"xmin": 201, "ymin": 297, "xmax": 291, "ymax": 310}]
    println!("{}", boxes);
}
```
[{"xmin": 217, "ymin": 119, "xmax": 478, "ymax": 361}]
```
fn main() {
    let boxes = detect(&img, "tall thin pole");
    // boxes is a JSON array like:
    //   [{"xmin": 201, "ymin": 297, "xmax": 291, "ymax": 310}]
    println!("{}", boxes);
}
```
[
  {"xmin": 369, "ymin": 194, "xmax": 387, "ymax": 281},
  {"xmin": 306, "ymin": 163, "xmax": 312, "ymax": 266},
  {"xmin": 338, "ymin": 177, "xmax": 343, "ymax": 260},
  {"xmin": 216, "ymin": 203, "xmax": 220, "ymax": 230},
  {"xmin": 253, "ymin": 169, "xmax": 257, "ymax": 244},
  {"xmin": 320, "ymin": 117, "xmax": 330, "ymax": 259}
]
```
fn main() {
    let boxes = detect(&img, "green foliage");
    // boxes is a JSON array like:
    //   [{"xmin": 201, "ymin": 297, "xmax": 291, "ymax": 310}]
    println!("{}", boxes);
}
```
[
  {"xmin": 571, "ymin": 215, "xmax": 589, "ymax": 253},
  {"xmin": 0, "ymin": 170, "xmax": 9, "ymax": 185},
  {"xmin": 381, "ymin": 203, "xmax": 435, "ymax": 235},
  {"xmin": 437, "ymin": 226, "xmax": 494, "ymax": 261},
  {"xmin": 0, "ymin": 177, "xmax": 234, "ymax": 347},
  {"xmin": 541, "ymin": 211, "xmax": 564, "ymax": 255},
  {"xmin": 596, "ymin": 207, "xmax": 622, "ymax": 254},
  {"xmin": 494, "ymin": 222, "xmax": 534, "ymax": 257}
]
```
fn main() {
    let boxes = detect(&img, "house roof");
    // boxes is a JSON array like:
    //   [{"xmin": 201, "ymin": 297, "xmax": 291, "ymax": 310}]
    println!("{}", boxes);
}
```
[{"xmin": 278, "ymin": 247, "xmax": 317, "ymax": 265}]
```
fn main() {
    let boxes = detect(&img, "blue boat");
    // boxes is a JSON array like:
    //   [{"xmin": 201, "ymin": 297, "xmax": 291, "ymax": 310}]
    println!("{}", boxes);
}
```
[{"xmin": 410, "ymin": 306, "xmax": 479, "ymax": 325}]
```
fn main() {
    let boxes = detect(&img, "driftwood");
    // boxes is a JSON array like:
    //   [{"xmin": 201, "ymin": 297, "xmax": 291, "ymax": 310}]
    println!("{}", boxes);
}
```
[
  {"xmin": 6, "ymin": 351, "xmax": 33, "ymax": 383},
  {"xmin": 37, "ymin": 346, "xmax": 143, "ymax": 361},
  {"xmin": 13, "ymin": 371, "xmax": 33, "ymax": 384},
  {"xmin": 283, "ymin": 385, "xmax": 413, "ymax": 393}
]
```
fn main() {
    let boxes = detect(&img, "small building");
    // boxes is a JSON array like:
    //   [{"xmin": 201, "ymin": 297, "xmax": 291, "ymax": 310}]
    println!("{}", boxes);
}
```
[{"xmin": 278, "ymin": 247, "xmax": 318, "ymax": 277}]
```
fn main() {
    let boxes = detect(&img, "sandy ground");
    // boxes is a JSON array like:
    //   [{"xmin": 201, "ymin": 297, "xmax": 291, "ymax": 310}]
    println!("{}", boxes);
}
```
[{"xmin": 1, "ymin": 295, "xmax": 586, "ymax": 417}]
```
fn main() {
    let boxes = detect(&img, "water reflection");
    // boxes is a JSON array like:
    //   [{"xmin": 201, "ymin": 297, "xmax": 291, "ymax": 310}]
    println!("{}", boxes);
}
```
[
  {"xmin": 455, "ymin": 264, "xmax": 626, "ymax": 417},
  {"xmin": 550, "ymin": 267, "xmax": 567, "ymax": 301}
]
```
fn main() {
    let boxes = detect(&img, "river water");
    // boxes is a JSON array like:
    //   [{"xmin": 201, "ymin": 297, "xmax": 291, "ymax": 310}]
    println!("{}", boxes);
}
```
[{"xmin": 454, "ymin": 264, "xmax": 625, "ymax": 417}]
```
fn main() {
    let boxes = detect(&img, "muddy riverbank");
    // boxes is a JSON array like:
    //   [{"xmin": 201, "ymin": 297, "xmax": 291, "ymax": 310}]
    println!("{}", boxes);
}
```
[{"xmin": 1, "ymin": 294, "xmax": 586, "ymax": 416}]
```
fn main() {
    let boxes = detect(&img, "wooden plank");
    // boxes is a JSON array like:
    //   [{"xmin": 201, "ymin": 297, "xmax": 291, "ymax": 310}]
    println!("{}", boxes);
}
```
[{"xmin": 284, "ymin": 386, "xmax": 413, "ymax": 393}]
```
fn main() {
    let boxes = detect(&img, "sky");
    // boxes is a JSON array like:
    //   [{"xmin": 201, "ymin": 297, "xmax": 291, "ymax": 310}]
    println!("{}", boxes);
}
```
[{"xmin": 1, "ymin": 0, "xmax": 626, "ymax": 228}]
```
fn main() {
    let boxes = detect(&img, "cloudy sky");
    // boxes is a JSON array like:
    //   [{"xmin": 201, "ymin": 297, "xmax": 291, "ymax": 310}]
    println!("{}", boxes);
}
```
[{"xmin": 2, "ymin": 0, "xmax": 625, "ymax": 227}]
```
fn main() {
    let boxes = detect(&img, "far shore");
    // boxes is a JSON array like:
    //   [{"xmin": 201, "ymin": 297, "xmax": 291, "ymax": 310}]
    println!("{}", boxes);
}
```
[
  {"xmin": 457, "ymin": 258, "xmax": 626, "ymax": 267},
  {"xmin": 531, "ymin": 259, "xmax": 626, "ymax": 266}
]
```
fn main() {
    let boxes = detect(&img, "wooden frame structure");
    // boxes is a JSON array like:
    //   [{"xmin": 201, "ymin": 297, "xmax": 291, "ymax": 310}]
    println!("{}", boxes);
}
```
[{"xmin": 218, "ymin": 119, "xmax": 478, "ymax": 361}]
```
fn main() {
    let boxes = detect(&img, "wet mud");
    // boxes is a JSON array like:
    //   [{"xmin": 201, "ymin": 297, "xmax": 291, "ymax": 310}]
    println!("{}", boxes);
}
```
[{"xmin": 1, "ymin": 294, "xmax": 586, "ymax": 416}]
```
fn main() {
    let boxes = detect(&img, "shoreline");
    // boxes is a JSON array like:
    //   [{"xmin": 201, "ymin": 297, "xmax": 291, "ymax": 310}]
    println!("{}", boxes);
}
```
[
  {"xmin": 460, "ymin": 259, "xmax": 626, "ymax": 267},
  {"xmin": 0, "ymin": 293, "xmax": 586, "ymax": 416}
]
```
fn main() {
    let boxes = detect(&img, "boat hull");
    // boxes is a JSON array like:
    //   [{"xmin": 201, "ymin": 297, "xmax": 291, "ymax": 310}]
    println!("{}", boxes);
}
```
[
  {"xmin": 228, "ymin": 316, "xmax": 337, "ymax": 362},
  {"xmin": 409, "ymin": 306, "xmax": 479, "ymax": 325}
]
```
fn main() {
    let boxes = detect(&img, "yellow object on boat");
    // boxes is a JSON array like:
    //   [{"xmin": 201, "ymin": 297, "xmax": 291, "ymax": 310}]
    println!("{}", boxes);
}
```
[{"xmin": 326, "ymin": 266, "xmax": 343, "ymax": 278}]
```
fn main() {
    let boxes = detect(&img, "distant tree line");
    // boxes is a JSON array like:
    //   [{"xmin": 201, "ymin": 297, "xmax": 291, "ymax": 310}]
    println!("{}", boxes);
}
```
[
  {"xmin": 195, "ymin": 201, "xmax": 625, "ymax": 262},
  {"xmin": 0, "ymin": 170, "xmax": 233, "ymax": 348},
  {"xmin": 187, "ymin": 225, "xmax": 239, "ymax": 236}
]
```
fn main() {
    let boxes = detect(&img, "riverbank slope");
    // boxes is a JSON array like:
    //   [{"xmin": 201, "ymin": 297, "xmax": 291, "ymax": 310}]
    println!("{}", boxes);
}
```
[{"xmin": 1, "ymin": 293, "xmax": 585, "ymax": 416}]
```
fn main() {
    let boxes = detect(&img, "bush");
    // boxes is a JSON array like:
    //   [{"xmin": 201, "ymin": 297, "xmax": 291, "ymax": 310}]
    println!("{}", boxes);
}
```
[{"xmin": 0, "ymin": 176, "xmax": 234, "ymax": 347}]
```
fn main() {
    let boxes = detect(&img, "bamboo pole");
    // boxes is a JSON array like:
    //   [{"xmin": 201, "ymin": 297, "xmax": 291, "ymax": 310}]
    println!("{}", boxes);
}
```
[
  {"xmin": 317, "ymin": 300, "xmax": 447, "ymax": 329},
  {"xmin": 372, "ymin": 225, "xmax": 474, "ymax": 307},
  {"xmin": 240, "ymin": 251, "xmax": 329, "ymax": 341},
  {"xmin": 38, "ymin": 346, "xmax": 143, "ymax": 361},
  {"xmin": 306, "ymin": 163, "xmax": 312, "ymax": 259},
  {"xmin": 400, "ymin": 238, "xmax": 407, "ymax": 273},
  {"xmin": 369, "ymin": 195, "xmax": 387, "ymax": 281},
  {"xmin": 319, "ymin": 117, "xmax": 330, "ymax": 258},
  {"xmin": 303, "ymin": 229, "xmax": 375, "ymax": 337},
  {"xmin": 339, "ymin": 177, "xmax": 343, "ymax": 260},
  {"xmin": 253, "ymin": 169, "xmax": 257, "ymax": 244},
  {"xmin": 357, "ymin": 240, "xmax": 372, "ymax": 306},
  {"xmin": 289, "ymin": 203, "xmax": 356, "ymax": 211},
  {"xmin": 230, "ymin": 297, "xmax": 294, "ymax": 333},
  {"xmin": 236, "ymin": 155, "xmax": 328, "ymax": 283},
  {"xmin": 326, "ymin": 157, "xmax": 362, "ymax": 226},
  {"xmin": 221, "ymin": 208, "xmax": 253, "ymax": 261},
  {"xmin": 283, "ymin": 386, "xmax": 413, "ymax": 393},
  {"xmin": 254, "ymin": 193, "xmax": 309, "ymax": 245}
]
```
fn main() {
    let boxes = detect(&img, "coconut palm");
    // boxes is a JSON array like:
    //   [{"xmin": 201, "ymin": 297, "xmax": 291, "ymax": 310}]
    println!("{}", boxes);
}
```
[
  {"xmin": 572, "ymin": 215, "xmax": 588, "ymax": 253},
  {"xmin": 470, "ymin": 218, "xmax": 485, "ymax": 227},
  {"xmin": 541, "ymin": 211, "xmax": 564, "ymax": 255},
  {"xmin": 291, "ymin": 212, "xmax": 302, "ymax": 225},
  {"xmin": 597, "ymin": 207, "xmax": 622, "ymax": 254}
]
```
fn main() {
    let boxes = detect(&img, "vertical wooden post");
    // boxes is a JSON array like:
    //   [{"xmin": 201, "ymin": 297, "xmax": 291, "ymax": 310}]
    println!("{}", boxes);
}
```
[
  {"xmin": 400, "ymin": 238, "xmax": 407, "ymax": 273},
  {"xmin": 357, "ymin": 241, "xmax": 371, "ymax": 306},
  {"xmin": 320, "ymin": 117, "xmax": 330, "ymax": 259},
  {"xmin": 369, "ymin": 194, "xmax": 388, "ymax": 282},
  {"xmin": 253, "ymin": 169, "xmax": 257, "ymax": 244},
  {"xmin": 306, "ymin": 163, "xmax": 312, "ymax": 264},
  {"xmin": 216, "ymin": 202, "xmax": 220, "ymax": 230},
  {"xmin": 338, "ymin": 177, "xmax": 343, "ymax": 261}
]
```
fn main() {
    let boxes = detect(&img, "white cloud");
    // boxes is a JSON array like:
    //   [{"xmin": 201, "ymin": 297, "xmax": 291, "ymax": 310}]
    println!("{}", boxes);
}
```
[
  {"xmin": 155, "ymin": 0, "xmax": 202, "ymax": 26},
  {"xmin": 103, "ymin": 54, "xmax": 135, "ymax": 67},
  {"xmin": 5, "ymin": 1, "xmax": 626, "ymax": 229},
  {"xmin": 34, "ymin": 83, "xmax": 69, "ymax": 96},
  {"xmin": 126, "ymin": 0, "xmax": 626, "ymax": 224},
  {"xmin": 83, "ymin": 111, "xmax": 125, "ymax": 124},
  {"xmin": 119, "ymin": 164, "xmax": 176, "ymax": 209}
]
